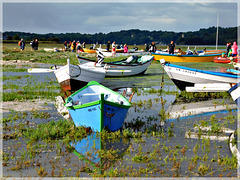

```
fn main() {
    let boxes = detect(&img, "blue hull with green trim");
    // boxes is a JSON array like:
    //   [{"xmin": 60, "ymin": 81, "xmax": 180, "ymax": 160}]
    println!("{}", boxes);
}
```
[{"xmin": 65, "ymin": 81, "xmax": 131, "ymax": 132}]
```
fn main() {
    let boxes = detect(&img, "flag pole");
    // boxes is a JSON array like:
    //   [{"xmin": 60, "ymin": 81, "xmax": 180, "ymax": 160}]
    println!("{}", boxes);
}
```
[{"xmin": 216, "ymin": 14, "xmax": 219, "ymax": 50}]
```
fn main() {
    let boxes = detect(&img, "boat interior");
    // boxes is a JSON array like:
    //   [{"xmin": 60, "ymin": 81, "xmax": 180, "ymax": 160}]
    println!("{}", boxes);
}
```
[{"xmin": 66, "ymin": 85, "xmax": 129, "ymax": 107}]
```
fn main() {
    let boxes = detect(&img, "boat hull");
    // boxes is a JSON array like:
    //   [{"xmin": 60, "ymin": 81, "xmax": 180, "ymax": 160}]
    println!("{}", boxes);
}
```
[
  {"xmin": 65, "ymin": 81, "xmax": 131, "ymax": 132},
  {"xmin": 160, "ymin": 59, "xmax": 240, "ymax": 91},
  {"xmin": 77, "ymin": 55, "xmax": 154, "ymax": 77},
  {"xmin": 83, "ymin": 48, "xmax": 97, "ymax": 54},
  {"xmin": 152, "ymin": 53, "xmax": 221, "ymax": 62},
  {"xmin": 228, "ymin": 82, "xmax": 240, "ymax": 108},
  {"xmin": 68, "ymin": 101, "xmax": 129, "ymax": 132},
  {"xmin": 214, "ymin": 57, "xmax": 240, "ymax": 63},
  {"xmin": 54, "ymin": 63, "xmax": 106, "ymax": 91}
]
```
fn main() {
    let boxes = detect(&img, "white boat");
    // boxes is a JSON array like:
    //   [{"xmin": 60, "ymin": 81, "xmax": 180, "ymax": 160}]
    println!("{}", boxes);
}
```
[
  {"xmin": 77, "ymin": 54, "xmax": 154, "ymax": 77},
  {"xmin": 54, "ymin": 59, "xmax": 106, "ymax": 92},
  {"xmin": 228, "ymin": 82, "xmax": 240, "ymax": 108},
  {"xmin": 44, "ymin": 48, "xmax": 63, "ymax": 52},
  {"xmin": 160, "ymin": 59, "xmax": 240, "ymax": 91},
  {"xmin": 28, "ymin": 59, "xmax": 106, "ymax": 92}
]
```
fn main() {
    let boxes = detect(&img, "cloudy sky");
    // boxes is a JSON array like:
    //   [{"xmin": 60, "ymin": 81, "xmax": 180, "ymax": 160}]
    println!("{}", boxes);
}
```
[{"xmin": 2, "ymin": 0, "xmax": 239, "ymax": 34}]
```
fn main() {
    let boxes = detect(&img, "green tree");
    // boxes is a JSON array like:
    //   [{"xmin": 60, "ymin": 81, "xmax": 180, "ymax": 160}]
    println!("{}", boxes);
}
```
[{"xmin": 13, "ymin": 34, "xmax": 20, "ymax": 40}]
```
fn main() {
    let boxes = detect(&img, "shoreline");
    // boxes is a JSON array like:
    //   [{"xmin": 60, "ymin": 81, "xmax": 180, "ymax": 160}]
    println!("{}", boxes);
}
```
[{"xmin": 2, "ymin": 99, "xmax": 54, "ymax": 113}]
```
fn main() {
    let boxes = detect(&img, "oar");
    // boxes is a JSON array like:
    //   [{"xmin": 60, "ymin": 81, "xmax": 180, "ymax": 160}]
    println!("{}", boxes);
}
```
[
  {"xmin": 129, "ymin": 91, "xmax": 135, "ymax": 102},
  {"xmin": 28, "ymin": 68, "xmax": 56, "ymax": 73}
]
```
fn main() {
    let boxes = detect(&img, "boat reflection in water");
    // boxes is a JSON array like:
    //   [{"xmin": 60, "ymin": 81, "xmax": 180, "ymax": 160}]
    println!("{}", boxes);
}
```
[
  {"xmin": 166, "ymin": 98, "xmax": 237, "ymax": 121},
  {"xmin": 69, "ymin": 131, "xmax": 130, "ymax": 171}
]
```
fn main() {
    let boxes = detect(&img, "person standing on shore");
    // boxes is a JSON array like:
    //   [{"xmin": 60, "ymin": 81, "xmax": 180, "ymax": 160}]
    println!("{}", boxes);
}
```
[
  {"xmin": 226, "ymin": 42, "xmax": 232, "ymax": 57},
  {"xmin": 168, "ymin": 41, "xmax": 175, "ymax": 54},
  {"xmin": 30, "ymin": 39, "xmax": 34, "ymax": 51},
  {"xmin": 82, "ymin": 42, "xmax": 86, "ymax": 48},
  {"xmin": 145, "ymin": 43, "xmax": 149, "ymax": 51},
  {"xmin": 124, "ymin": 44, "xmax": 128, "ymax": 53},
  {"xmin": 107, "ymin": 41, "xmax": 111, "ymax": 52},
  {"xmin": 232, "ymin": 41, "xmax": 238, "ymax": 57},
  {"xmin": 112, "ymin": 41, "xmax": 116, "ymax": 57},
  {"xmin": 34, "ymin": 39, "xmax": 39, "ymax": 50},
  {"xmin": 19, "ymin": 39, "xmax": 25, "ymax": 51},
  {"xmin": 149, "ymin": 42, "xmax": 156, "ymax": 53},
  {"xmin": 63, "ymin": 41, "xmax": 67, "ymax": 50}
]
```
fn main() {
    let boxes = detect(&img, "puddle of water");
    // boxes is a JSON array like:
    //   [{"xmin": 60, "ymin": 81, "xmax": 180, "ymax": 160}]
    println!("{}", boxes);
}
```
[{"xmin": 2, "ymin": 62, "xmax": 238, "ymax": 177}]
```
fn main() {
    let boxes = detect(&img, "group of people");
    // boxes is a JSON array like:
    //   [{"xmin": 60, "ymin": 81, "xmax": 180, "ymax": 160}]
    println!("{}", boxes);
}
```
[
  {"xmin": 226, "ymin": 41, "xmax": 238, "ymax": 57},
  {"xmin": 18, "ymin": 38, "xmax": 39, "ymax": 51},
  {"xmin": 146, "ymin": 41, "xmax": 175, "ymax": 54},
  {"xmin": 30, "ymin": 39, "xmax": 39, "ymax": 51},
  {"xmin": 107, "ymin": 41, "xmax": 129, "ymax": 57},
  {"xmin": 63, "ymin": 40, "xmax": 86, "ymax": 53},
  {"xmin": 19, "ymin": 38, "xmax": 238, "ymax": 57}
]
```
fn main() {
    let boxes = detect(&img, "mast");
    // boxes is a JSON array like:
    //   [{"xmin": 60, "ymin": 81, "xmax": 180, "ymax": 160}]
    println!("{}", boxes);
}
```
[{"xmin": 216, "ymin": 14, "xmax": 219, "ymax": 50}]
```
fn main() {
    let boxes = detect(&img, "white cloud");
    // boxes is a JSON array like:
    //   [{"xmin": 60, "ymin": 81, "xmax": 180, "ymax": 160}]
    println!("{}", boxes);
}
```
[{"xmin": 2, "ymin": 2, "xmax": 238, "ymax": 34}]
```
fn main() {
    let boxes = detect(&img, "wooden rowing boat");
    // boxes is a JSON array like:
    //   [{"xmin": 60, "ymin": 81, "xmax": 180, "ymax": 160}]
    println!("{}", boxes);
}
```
[
  {"xmin": 28, "ymin": 59, "xmax": 106, "ymax": 92},
  {"xmin": 83, "ymin": 48, "xmax": 97, "ymax": 54},
  {"xmin": 228, "ymin": 82, "xmax": 240, "ymax": 108},
  {"xmin": 214, "ymin": 57, "xmax": 240, "ymax": 64},
  {"xmin": 160, "ymin": 59, "xmax": 240, "ymax": 91},
  {"xmin": 65, "ymin": 81, "xmax": 131, "ymax": 132},
  {"xmin": 77, "ymin": 54, "xmax": 154, "ymax": 77},
  {"xmin": 152, "ymin": 52, "xmax": 222, "ymax": 62}
]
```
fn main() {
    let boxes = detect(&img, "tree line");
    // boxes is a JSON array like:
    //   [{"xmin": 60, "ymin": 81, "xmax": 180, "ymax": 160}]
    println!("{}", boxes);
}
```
[{"xmin": 3, "ymin": 26, "xmax": 238, "ymax": 45}]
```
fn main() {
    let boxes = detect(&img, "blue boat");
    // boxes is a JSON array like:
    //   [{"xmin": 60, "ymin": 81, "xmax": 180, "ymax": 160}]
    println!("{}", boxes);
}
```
[
  {"xmin": 65, "ymin": 81, "xmax": 131, "ymax": 132},
  {"xmin": 228, "ymin": 82, "xmax": 240, "ymax": 108}
]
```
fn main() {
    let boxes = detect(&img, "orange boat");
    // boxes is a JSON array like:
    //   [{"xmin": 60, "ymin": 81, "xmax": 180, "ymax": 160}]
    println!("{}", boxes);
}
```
[
  {"xmin": 83, "ymin": 48, "xmax": 97, "ymax": 54},
  {"xmin": 214, "ymin": 57, "xmax": 240, "ymax": 64}
]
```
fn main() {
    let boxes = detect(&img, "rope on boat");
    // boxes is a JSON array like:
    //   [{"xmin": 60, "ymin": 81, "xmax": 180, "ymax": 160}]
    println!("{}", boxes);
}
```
[{"xmin": 66, "ymin": 65, "xmax": 81, "ymax": 78}]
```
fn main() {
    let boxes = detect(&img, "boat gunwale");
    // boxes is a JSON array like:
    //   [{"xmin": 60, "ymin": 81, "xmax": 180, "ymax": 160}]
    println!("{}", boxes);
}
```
[
  {"xmin": 66, "ymin": 99, "xmax": 131, "ymax": 110},
  {"xmin": 65, "ymin": 81, "xmax": 131, "ymax": 110},
  {"xmin": 54, "ymin": 63, "xmax": 106, "ymax": 74},
  {"xmin": 151, "ymin": 52, "xmax": 222, "ymax": 57},
  {"xmin": 228, "ymin": 82, "xmax": 240, "ymax": 93}
]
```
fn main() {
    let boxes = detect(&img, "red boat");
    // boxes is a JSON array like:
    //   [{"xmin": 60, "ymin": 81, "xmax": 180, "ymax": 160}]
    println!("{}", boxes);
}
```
[{"xmin": 214, "ymin": 57, "xmax": 240, "ymax": 64}]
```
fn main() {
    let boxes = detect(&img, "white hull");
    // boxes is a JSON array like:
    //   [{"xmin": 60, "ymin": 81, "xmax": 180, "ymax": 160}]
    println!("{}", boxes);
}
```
[
  {"xmin": 77, "ymin": 55, "xmax": 154, "ymax": 77},
  {"xmin": 228, "ymin": 82, "xmax": 240, "ymax": 108},
  {"xmin": 160, "ymin": 59, "xmax": 239, "ymax": 91},
  {"xmin": 54, "ymin": 63, "xmax": 106, "ymax": 84},
  {"xmin": 164, "ymin": 64, "xmax": 238, "ymax": 84}
]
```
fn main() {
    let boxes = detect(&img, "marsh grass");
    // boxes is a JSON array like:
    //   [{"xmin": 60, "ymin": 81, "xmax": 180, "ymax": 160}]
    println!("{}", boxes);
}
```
[
  {"xmin": 174, "ymin": 91, "xmax": 231, "ymax": 103},
  {"xmin": 2, "ymin": 42, "xmax": 238, "ymax": 177}
]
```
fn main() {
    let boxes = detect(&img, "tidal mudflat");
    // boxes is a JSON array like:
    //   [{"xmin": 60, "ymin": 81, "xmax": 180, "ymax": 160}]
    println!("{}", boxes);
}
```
[{"xmin": 2, "ymin": 59, "xmax": 238, "ymax": 178}]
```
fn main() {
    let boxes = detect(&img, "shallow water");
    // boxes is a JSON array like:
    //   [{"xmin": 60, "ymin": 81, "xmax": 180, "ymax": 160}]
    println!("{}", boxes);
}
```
[{"xmin": 2, "ymin": 62, "xmax": 238, "ymax": 177}]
